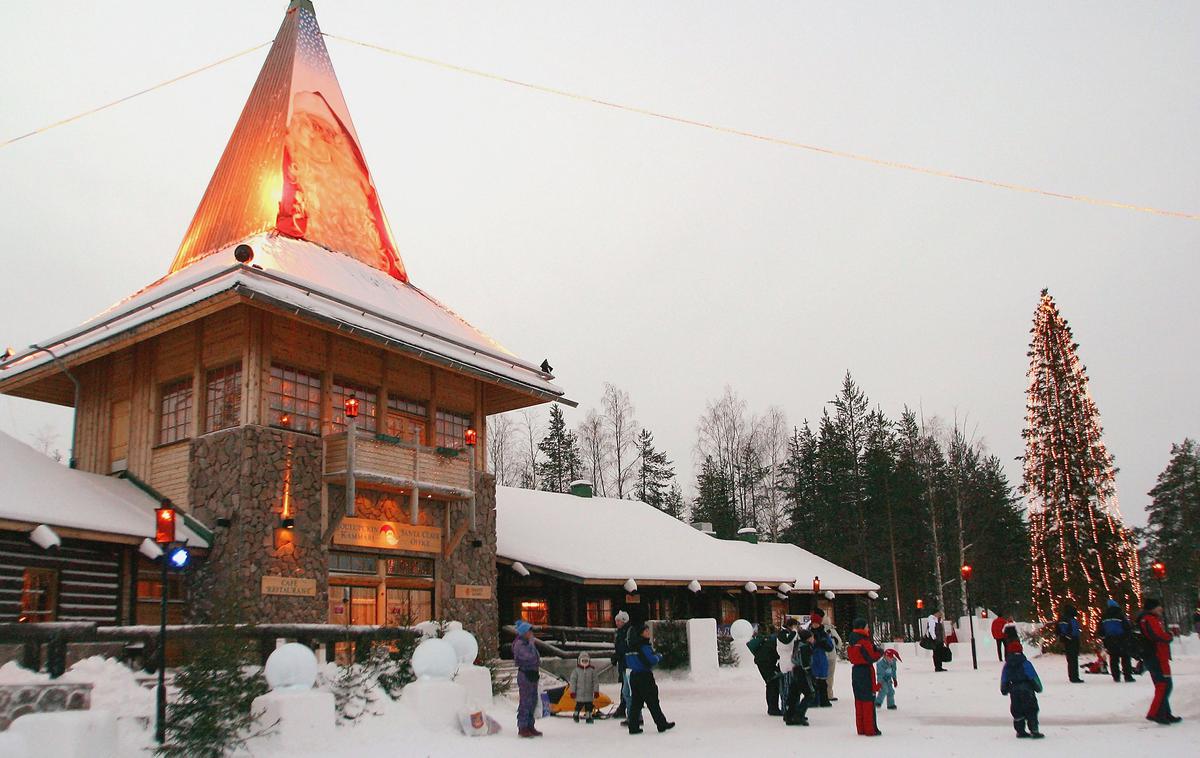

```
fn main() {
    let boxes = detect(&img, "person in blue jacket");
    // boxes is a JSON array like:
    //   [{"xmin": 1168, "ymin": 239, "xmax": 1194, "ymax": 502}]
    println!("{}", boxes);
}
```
[
  {"xmin": 624, "ymin": 621, "xmax": 676, "ymax": 735},
  {"xmin": 1000, "ymin": 639, "xmax": 1045, "ymax": 739},
  {"xmin": 1099, "ymin": 599, "xmax": 1135, "ymax": 683},
  {"xmin": 1055, "ymin": 604, "xmax": 1083, "ymax": 683},
  {"xmin": 807, "ymin": 608, "xmax": 836, "ymax": 706}
]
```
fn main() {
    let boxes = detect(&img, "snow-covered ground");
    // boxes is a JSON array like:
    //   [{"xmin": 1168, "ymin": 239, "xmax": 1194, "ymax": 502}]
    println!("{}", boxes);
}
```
[{"xmin": 4, "ymin": 643, "xmax": 1196, "ymax": 756}]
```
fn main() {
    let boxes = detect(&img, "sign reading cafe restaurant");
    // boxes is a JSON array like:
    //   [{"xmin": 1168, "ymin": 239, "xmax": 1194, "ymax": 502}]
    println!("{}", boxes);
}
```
[{"xmin": 332, "ymin": 517, "xmax": 443, "ymax": 554}]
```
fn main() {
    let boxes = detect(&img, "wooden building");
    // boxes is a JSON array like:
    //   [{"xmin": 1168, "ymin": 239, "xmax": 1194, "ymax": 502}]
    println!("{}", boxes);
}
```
[
  {"xmin": 495, "ymin": 485, "xmax": 879, "ymax": 634},
  {"xmin": 0, "ymin": 0, "xmax": 566, "ymax": 658}
]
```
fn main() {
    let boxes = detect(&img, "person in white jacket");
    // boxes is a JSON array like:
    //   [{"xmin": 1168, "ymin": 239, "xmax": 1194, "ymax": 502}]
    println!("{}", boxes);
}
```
[
  {"xmin": 925, "ymin": 610, "xmax": 948, "ymax": 672},
  {"xmin": 776, "ymin": 618, "xmax": 798, "ymax": 711},
  {"xmin": 825, "ymin": 624, "xmax": 843, "ymax": 702}
]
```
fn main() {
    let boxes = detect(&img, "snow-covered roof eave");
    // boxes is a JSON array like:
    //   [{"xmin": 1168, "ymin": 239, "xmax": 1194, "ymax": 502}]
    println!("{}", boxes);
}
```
[{"xmin": 0, "ymin": 236, "xmax": 570, "ymax": 406}]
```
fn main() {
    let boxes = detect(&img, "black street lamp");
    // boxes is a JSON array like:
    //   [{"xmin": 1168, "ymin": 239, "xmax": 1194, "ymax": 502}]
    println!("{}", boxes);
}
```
[
  {"xmin": 961, "ymin": 564, "xmax": 978, "ymax": 671},
  {"xmin": 153, "ymin": 501, "xmax": 191, "ymax": 745}
]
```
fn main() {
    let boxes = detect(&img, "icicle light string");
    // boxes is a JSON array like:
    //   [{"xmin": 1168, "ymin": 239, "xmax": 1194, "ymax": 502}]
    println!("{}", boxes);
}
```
[
  {"xmin": 325, "ymin": 32, "xmax": 1200, "ymax": 222},
  {"xmin": 0, "ymin": 41, "xmax": 272, "ymax": 150}
]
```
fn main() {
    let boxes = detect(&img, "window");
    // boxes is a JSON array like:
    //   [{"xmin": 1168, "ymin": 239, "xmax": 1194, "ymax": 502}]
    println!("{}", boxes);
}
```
[
  {"xmin": 771, "ymin": 599, "xmax": 789, "ymax": 629},
  {"xmin": 385, "ymin": 396, "xmax": 427, "ymax": 444},
  {"xmin": 647, "ymin": 597, "xmax": 674, "ymax": 621},
  {"xmin": 385, "ymin": 556, "xmax": 434, "ymax": 578},
  {"xmin": 586, "ymin": 598, "xmax": 613, "ymax": 628},
  {"xmin": 329, "ymin": 552, "xmax": 378, "ymax": 575},
  {"xmin": 330, "ymin": 379, "xmax": 378, "ymax": 433},
  {"xmin": 19, "ymin": 568, "xmax": 58, "ymax": 622},
  {"xmin": 137, "ymin": 571, "xmax": 185, "ymax": 602},
  {"xmin": 519, "ymin": 599, "xmax": 549, "ymax": 626},
  {"xmin": 268, "ymin": 363, "xmax": 322, "ymax": 434},
  {"xmin": 436, "ymin": 409, "xmax": 472, "ymax": 449},
  {"xmin": 204, "ymin": 363, "xmax": 242, "ymax": 432},
  {"xmin": 386, "ymin": 588, "xmax": 434, "ymax": 626},
  {"xmin": 159, "ymin": 379, "xmax": 193, "ymax": 444},
  {"xmin": 719, "ymin": 598, "xmax": 739, "ymax": 626}
]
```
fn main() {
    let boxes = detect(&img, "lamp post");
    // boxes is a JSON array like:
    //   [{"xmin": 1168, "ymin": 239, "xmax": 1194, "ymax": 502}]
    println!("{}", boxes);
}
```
[
  {"xmin": 153, "ymin": 501, "xmax": 176, "ymax": 744},
  {"xmin": 915, "ymin": 598, "xmax": 924, "ymax": 642},
  {"xmin": 961, "ymin": 564, "xmax": 978, "ymax": 670},
  {"xmin": 344, "ymin": 395, "xmax": 358, "ymax": 517},
  {"xmin": 1151, "ymin": 560, "xmax": 1167, "ymax": 624}
]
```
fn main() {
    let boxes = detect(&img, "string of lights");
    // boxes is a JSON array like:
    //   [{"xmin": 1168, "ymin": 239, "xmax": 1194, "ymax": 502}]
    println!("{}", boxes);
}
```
[
  {"xmin": 324, "ymin": 32, "xmax": 1200, "ymax": 222},
  {"xmin": 0, "ymin": 41, "xmax": 271, "ymax": 150}
]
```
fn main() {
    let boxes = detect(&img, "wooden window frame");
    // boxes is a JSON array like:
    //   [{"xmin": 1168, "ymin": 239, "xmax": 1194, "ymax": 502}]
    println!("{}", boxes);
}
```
[
  {"xmin": 586, "ymin": 597, "xmax": 614, "ymax": 628},
  {"xmin": 204, "ymin": 362, "xmax": 242, "ymax": 433},
  {"xmin": 19, "ymin": 567, "xmax": 59, "ymax": 623},
  {"xmin": 330, "ymin": 379, "xmax": 379, "ymax": 434},
  {"xmin": 158, "ymin": 378, "xmax": 194, "ymax": 445},
  {"xmin": 435, "ymin": 409, "xmax": 472, "ymax": 450},
  {"xmin": 268, "ymin": 363, "xmax": 323, "ymax": 435}
]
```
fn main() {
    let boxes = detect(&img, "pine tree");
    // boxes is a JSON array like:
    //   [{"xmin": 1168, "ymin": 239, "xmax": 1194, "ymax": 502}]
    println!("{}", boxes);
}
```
[
  {"xmin": 662, "ymin": 482, "xmax": 687, "ymax": 520},
  {"xmin": 1023, "ymin": 289, "xmax": 1141, "ymax": 624},
  {"xmin": 633, "ymin": 428, "xmax": 674, "ymax": 509},
  {"xmin": 1144, "ymin": 439, "xmax": 1200, "ymax": 618},
  {"xmin": 536, "ymin": 404, "xmax": 582, "ymax": 493},
  {"xmin": 692, "ymin": 456, "xmax": 737, "ymax": 538},
  {"xmin": 158, "ymin": 627, "xmax": 270, "ymax": 757}
]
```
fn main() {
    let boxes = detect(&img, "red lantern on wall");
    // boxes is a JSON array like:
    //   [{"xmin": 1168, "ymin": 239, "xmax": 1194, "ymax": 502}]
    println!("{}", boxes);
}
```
[
  {"xmin": 155, "ymin": 501, "xmax": 176, "ymax": 545},
  {"xmin": 344, "ymin": 395, "xmax": 359, "ymax": 419},
  {"xmin": 960, "ymin": 564, "xmax": 974, "ymax": 581},
  {"xmin": 916, "ymin": 598, "xmax": 925, "ymax": 610},
  {"xmin": 1151, "ymin": 561, "xmax": 1167, "ymax": 581},
  {"xmin": 812, "ymin": 576, "xmax": 821, "ymax": 594},
  {"xmin": 464, "ymin": 427, "xmax": 478, "ymax": 447}
]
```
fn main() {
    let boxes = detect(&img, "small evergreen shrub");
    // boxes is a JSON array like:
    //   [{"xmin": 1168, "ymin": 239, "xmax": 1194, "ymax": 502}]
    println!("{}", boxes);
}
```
[
  {"xmin": 650, "ymin": 621, "xmax": 689, "ymax": 670},
  {"xmin": 718, "ymin": 634, "xmax": 738, "ymax": 667}
]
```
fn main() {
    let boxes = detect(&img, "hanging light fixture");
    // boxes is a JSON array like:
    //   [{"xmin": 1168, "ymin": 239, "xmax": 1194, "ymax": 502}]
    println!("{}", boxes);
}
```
[
  {"xmin": 344, "ymin": 395, "xmax": 359, "ymax": 419},
  {"xmin": 464, "ymin": 427, "xmax": 478, "ymax": 447}
]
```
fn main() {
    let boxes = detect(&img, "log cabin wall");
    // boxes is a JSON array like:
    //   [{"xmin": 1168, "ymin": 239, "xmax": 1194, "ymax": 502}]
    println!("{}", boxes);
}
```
[{"xmin": 67, "ymin": 303, "xmax": 491, "ymax": 508}]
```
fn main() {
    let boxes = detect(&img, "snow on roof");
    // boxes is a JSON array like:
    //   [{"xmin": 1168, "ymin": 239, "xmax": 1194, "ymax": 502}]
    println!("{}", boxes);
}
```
[
  {"xmin": 0, "ymin": 431, "xmax": 209, "ymax": 547},
  {"xmin": 495, "ymin": 486, "xmax": 878, "ymax": 591},
  {"xmin": 0, "ymin": 234, "xmax": 566, "ymax": 404}
]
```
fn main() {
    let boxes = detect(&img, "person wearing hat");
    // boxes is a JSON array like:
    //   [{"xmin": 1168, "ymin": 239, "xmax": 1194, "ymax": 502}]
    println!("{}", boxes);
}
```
[
  {"xmin": 807, "ymin": 608, "xmax": 835, "ymax": 706},
  {"xmin": 1137, "ymin": 598, "xmax": 1180, "ymax": 724},
  {"xmin": 750, "ymin": 622, "xmax": 782, "ymax": 716},
  {"xmin": 990, "ymin": 610, "xmax": 1011, "ymax": 662},
  {"xmin": 624, "ymin": 621, "xmax": 675, "ymax": 734},
  {"xmin": 1000, "ymin": 631, "xmax": 1044, "ymax": 739},
  {"xmin": 874, "ymin": 648, "xmax": 901, "ymax": 710},
  {"xmin": 569, "ymin": 652, "xmax": 600, "ymax": 723},
  {"xmin": 1099, "ymin": 599, "xmax": 1135, "ymax": 683},
  {"xmin": 783, "ymin": 627, "xmax": 816, "ymax": 726},
  {"xmin": 1055, "ymin": 603, "xmax": 1083, "ymax": 683},
  {"xmin": 846, "ymin": 618, "xmax": 883, "ymax": 736},
  {"xmin": 611, "ymin": 610, "xmax": 632, "ymax": 720},
  {"xmin": 513, "ymin": 620, "xmax": 543, "ymax": 737}
]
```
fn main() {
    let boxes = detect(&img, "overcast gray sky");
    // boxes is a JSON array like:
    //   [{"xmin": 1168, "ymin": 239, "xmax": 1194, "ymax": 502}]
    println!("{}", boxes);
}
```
[{"xmin": 1, "ymin": 1, "xmax": 1197, "ymax": 526}]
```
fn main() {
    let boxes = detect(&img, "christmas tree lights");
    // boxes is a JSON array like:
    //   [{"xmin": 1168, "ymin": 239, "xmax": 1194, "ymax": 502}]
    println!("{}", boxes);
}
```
[{"xmin": 1022, "ymin": 290, "xmax": 1140, "ymax": 626}]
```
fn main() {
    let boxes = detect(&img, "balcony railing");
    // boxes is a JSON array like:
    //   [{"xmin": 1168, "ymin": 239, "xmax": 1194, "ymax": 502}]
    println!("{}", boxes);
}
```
[{"xmin": 323, "ymin": 430, "xmax": 474, "ymax": 498}]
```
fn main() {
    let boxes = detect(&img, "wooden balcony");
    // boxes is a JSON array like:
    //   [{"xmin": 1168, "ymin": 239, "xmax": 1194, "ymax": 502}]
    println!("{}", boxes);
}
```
[{"xmin": 323, "ymin": 431, "xmax": 474, "ymax": 499}]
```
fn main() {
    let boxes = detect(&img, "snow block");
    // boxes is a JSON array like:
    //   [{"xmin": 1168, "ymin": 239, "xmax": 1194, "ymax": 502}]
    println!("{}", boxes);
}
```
[
  {"xmin": 402, "ymin": 678, "xmax": 468, "ymax": 730},
  {"xmin": 686, "ymin": 618, "xmax": 719, "ymax": 675},
  {"xmin": 251, "ymin": 689, "xmax": 336, "ymax": 750},
  {"xmin": 0, "ymin": 731, "xmax": 32, "ymax": 758},
  {"xmin": 454, "ymin": 664, "xmax": 492, "ymax": 709},
  {"xmin": 8, "ymin": 709, "xmax": 117, "ymax": 758}
]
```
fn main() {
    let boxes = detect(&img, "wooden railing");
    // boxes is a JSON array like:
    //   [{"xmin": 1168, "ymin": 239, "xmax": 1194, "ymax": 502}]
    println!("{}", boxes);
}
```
[{"xmin": 323, "ymin": 431, "xmax": 473, "ymax": 498}]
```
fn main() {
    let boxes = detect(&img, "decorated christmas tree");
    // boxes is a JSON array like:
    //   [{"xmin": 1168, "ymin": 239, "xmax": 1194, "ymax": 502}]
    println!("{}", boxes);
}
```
[{"xmin": 1022, "ymin": 289, "xmax": 1140, "ymax": 625}]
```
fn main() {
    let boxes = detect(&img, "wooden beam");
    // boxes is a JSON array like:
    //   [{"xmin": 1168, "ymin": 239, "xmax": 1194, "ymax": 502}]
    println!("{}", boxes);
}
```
[{"xmin": 443, "ymin": 518, "xmax": 470, "ymax": 559}]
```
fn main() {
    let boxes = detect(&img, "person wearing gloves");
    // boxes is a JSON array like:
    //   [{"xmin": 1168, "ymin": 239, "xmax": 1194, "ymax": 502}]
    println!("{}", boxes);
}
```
[
  {"xmin": 1055, "ymin": 604, "xmax": 1083, "ymax": 683},
  {"xmin": 513, "ymin": 620, "xmax": 543, "ymax": 738},
  {"xmin": 1099, "ymin": 599, "xmax": 1135, "ymax": 683},
  {"xmin": 808, "ymin": 608, "xmax": 836, "ymax": 706},
  {"xmin": 825, "ymin": 623, "xmax": 843, "ymax": 702},
  {"xmin": 874, "ymin": 648, "xmax": 900, "ymax": 710},
  {"xmin": 611, "ymin": 610, "xmax": 632, "ymax": 720},
  {"xmin": 624, "ymin": 621, "xmax": 676, "ymax": 735},
  {"xmin": 1000, "ymin": 633, "xmax": 1044, "ymax": 739},
  {"xmin": 846, "ymin": 619, "xmax": 883, "ymax": 736},
  {"xmin": 569, "ymin": 652, "xmax": 600, "ymax": 723}
]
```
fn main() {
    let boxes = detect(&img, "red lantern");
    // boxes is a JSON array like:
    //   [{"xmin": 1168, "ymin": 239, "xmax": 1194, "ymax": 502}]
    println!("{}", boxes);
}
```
[
  {"xmin": 279, "ymin": 413, "xmax": 291, "ymax": 428},
  {"xmin": 981, "ymin": 609, "xmax": 989, "ymax": 619},
  {"xmin": 812, "ymin": 576, "xmax": 821, "ymax": 594},
  {"xmin": 344, "ymin": 395, "xmax": 359, "ymax": 419},
  {"xmin": 1151, "ymin": 561, "xmax": 1167, "ymax": 581},
  {"xmin": 155, "ymin": 502, "xmax": 176, "ymax": 545},
  {"xmin": 916, "ymin": 598, "xmax": 925, "ymax": 610},
  {"xmin": 464, "ymin": 427, "xmax": 478, "ymax": 447},
  {"xmin": 960, "ymin": 564, "xmax": 973, "ymax": 581}
]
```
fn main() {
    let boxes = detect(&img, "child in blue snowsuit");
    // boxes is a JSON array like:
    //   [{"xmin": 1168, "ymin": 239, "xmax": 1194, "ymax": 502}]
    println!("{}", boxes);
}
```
[
  {"xmin": 1000, "ymin": 642, "xmax": 1044, "ymax": 739},
  {"xmin": 874, "ymin": 648, "xmax": 900, "ymax": 709}
]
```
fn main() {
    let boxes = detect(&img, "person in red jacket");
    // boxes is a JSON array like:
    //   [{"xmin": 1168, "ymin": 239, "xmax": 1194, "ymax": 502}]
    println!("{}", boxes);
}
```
[
  {"xmin": 990, "ymin": 611, "xmax": 1010, "ymax": 662},
  {"xmin": 1137, "ymin": 598, "xmax": 1180, "ymax": 724},
  {"xmin": 847, "ymin": 618, "xmax": 884, "ymax": 736}
]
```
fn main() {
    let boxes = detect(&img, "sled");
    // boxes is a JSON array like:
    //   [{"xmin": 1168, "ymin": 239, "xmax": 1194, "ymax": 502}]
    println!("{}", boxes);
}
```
[{"xmin": 550, "ymin": 687, "xmax": 614, "ymax": 715}]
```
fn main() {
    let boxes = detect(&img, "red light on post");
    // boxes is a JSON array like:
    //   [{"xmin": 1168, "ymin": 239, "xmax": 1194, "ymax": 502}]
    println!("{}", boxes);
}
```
[
  {"xmin": 344, "ymin": 395, "xmax": 359, "ymax": 419},
  {"xmin": 1151, "ymin": 561, "xmax": 1166, "ymax": 581},
  {"xmin": 155, "ymin": 502, "xmax": 176, "ymax": 545},
  {"xmin": 812, "ymin": 576, "xmax": 821, "ymax": 594},
  {"xmin": 916, "ymin": 598, "xmax": 925, "ymax": 610},
  {"xmin": 464, "ymin": 427, "xmax": 478, "ymax": 447},
  {"xmin": 960, "ymin": 564, "xmax": 973, "ymax": 581}
]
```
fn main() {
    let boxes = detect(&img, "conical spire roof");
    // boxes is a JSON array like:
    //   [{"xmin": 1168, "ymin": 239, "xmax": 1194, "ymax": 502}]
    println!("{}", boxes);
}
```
[{"xmin": 170, "ymin": 0, "xmax": 406, "ymax": 281}]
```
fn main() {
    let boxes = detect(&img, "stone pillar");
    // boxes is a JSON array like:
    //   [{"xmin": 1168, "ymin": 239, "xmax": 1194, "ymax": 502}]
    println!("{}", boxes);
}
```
[
  {"xmin": 439, "ymin": 472, "xmax": 499, "ymax": 659},
  {"xmin": 187, "ymin": 426, "xmax": 327, "ymax": 624}
]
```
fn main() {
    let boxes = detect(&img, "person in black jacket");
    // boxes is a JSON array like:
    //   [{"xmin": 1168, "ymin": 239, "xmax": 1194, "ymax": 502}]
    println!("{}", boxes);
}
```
[
  {"xmin": 749, "ymin": 623, "xmax": 782, "ymax": 716},
  {"xmin": 1098, "ymin": 599, "xmax": 1135, "ymax": 683},
  {"xmin": 612, "ymin": 610, "xmax": 632, "ymax": 719},
  {"xmin": 783, "ymin": 627, "xmax": 816, "ymax": 726},
  {"xmin": 1055, "ymin": 604, "xmax": 1083, "ymax": 683}
]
